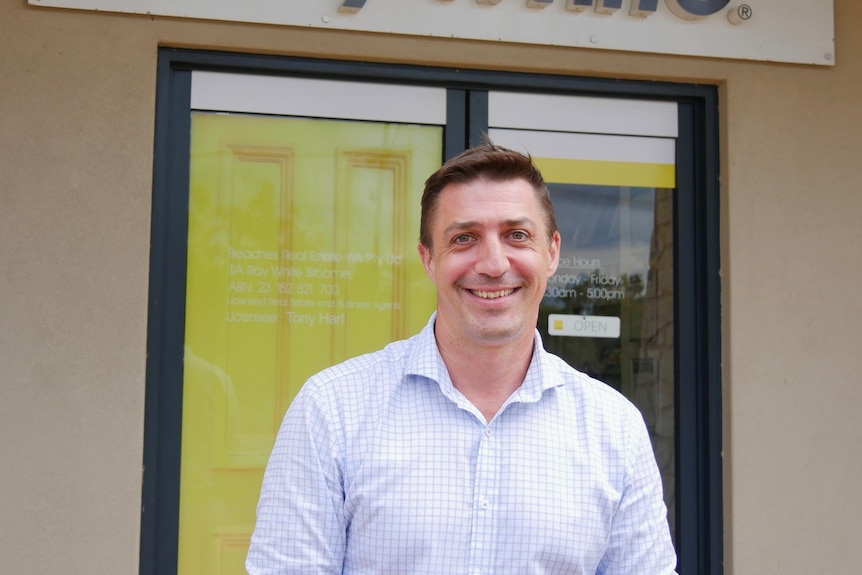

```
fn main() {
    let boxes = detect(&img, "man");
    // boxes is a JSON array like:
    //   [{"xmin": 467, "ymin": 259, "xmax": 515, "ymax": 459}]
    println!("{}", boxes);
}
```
[{"xmin": 246, "ymin": 143, "xmax": 678, "ymax": 574}]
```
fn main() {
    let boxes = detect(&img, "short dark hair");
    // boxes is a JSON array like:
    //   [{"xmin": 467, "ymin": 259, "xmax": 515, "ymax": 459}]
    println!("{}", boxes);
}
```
[{"xmin": 419, "ymin": 142, "xmax": 559, "ymax": 249}]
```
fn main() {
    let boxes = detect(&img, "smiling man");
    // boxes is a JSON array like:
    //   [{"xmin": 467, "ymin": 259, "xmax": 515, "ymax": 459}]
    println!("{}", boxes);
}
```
[{"xmin": 246, "ymin": 143, "xmax": 678, "ymax": 575}]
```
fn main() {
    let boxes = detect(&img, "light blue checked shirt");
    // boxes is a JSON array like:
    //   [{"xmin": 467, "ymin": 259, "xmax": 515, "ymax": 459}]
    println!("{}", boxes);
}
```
[{"xmin": 247, "ymin": 314, "xmax": 677, "ymax": 575}]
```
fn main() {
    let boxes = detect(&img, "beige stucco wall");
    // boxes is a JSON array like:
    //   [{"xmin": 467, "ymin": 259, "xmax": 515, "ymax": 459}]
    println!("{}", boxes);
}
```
[{"xmin": 2, "ymin": 0, "xmax": 861, "ymax": 573}]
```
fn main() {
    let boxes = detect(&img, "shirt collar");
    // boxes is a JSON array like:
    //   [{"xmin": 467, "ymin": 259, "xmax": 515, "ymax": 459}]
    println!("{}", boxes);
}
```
[
  {"xmin": 405, "ymin": 313, "xmax": 565, "ymax": 406},
  {"xmin": 404, "ymin": 313, "xmax": 458, "ymax": 402}
]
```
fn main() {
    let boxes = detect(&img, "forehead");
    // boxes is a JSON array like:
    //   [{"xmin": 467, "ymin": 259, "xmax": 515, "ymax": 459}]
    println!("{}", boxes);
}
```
[{"xmin": 431, "ymin": 177, "xmax": 544, "ymax": 228}]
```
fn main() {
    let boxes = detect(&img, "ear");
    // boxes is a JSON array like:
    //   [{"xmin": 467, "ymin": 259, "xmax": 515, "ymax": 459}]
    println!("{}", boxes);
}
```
[
  {"xmin": 417, "ymin": 242, "xmax": 436, "ymax": 283},
  {"xmin": 547, "ymin": 231, "xmax": 561, "ymax": 277}
]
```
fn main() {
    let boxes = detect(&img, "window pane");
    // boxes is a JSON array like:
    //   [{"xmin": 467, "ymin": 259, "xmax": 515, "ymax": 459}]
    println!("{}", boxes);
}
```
[
  {"xmin": 538, "ymin": 184, "xmax": 676, "ymax": 542},
  {"xmin": 490, "ymin": 118, "xmax": 678, "ymax": 542},
  {"xmin": 178, "ymin": 111, "xmax": 441, "ymax": 574}
]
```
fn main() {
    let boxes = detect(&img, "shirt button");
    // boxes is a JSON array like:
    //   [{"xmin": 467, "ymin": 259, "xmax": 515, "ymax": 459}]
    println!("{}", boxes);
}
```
[
  {"xmin": 480, "ymin": 498, "xmax": 491, "ymax": 510},
  {"xmin": 485, "ymin": 428, "xmax": 493, "ymax": 437}
]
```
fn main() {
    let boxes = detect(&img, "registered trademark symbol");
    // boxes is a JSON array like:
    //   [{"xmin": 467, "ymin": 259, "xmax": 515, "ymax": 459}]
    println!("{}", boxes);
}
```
[{"xmin": 727, "ymin": 4, "xmax": 752, "ymax": 25}]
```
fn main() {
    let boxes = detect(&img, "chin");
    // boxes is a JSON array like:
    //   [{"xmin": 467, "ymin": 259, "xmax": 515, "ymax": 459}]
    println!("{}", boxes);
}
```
[{"xmin": 468, "ymin": 320, "xmax": 523, "ymax": 343}]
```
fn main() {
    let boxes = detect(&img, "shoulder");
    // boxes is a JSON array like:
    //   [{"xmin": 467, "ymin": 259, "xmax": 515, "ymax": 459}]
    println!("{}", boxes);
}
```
[
  {"xmin": 539, "ymin": 350, "xmax": 657, "ymax": 479},
  {"xmin": 308, "ymin": 337, "xmax": 414, "ymax": 388},
  {"xmin": 541, "ymin": 349, "xmax": 646, "ymax": 427},
  {"xmin": 280, "ymin": 333, "xmax": 430, "ymax": 465},
  {"xmin": 290, "ymin": 333, "xmax": 422, "ymax": 422},
  {"xmin": 302, "ymin": 316, "xmax": 437, "ymax": 399}
]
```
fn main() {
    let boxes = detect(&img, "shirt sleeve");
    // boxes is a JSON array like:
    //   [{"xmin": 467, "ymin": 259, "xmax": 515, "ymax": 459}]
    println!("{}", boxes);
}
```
[
  {"xmin": 597, "ymin": 405, "xmax": 678, "ymax": 575},
  {"xmin": 246, "ymin": 382, "xmax": 346, "ymax": 575}
]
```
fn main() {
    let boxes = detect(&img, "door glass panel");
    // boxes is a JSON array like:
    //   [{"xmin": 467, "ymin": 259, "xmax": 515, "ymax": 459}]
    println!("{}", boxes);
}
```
[
  {"xmin": 490, "ymin": 126, "xmax": 677, "ymax": 542},
  {"xmin": 179, "ymin": 112, "xmax": 441, "ymax": 575},
  {"xmin": 540, "ymin": 182, "xmax": 676, "ymax": 541}
]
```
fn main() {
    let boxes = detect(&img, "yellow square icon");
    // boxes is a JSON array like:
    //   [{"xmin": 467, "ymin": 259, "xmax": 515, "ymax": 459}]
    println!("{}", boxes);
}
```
[{"xmin": 553, "ymin": 319, "xmax": 564, "ymax": 330}]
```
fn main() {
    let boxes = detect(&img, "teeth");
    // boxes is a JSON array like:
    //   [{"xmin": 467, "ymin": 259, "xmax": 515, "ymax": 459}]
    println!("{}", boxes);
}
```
[{"xmin": 472, "ymin": 289, "xmax": 514, "ymax": 299}]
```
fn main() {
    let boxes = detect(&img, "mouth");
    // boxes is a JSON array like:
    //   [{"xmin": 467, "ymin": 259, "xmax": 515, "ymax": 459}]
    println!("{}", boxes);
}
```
[{"xmin": 469, "ymin": 288, "xmax": 516, "ymax": 300}]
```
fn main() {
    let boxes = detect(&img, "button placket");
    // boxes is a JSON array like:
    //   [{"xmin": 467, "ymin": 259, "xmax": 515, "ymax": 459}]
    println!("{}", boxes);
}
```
[{"xmin": 468, "ymin": 422, "xmax": 500, "ymax": 574}]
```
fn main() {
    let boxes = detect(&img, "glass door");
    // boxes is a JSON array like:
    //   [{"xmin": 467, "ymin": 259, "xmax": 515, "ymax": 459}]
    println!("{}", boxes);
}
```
[
  {"xmin": 489, "ymin": 91, "xmax": 679, "ymax": 539},
  {"xmin": 178, "ymin": 73, "xmax": 443, "ymax": 575}
]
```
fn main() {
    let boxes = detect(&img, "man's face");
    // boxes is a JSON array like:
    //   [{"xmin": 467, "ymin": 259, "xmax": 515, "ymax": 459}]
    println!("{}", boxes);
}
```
[{"xmin": 418, "ymin": 177, "xmax": 561, "ymax": 347}]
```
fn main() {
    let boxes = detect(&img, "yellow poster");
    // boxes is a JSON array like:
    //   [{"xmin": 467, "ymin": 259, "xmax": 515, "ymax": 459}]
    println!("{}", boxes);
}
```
[{"xmin": 179, "ymin": 112, "xmax": 441, "ymax": 574}]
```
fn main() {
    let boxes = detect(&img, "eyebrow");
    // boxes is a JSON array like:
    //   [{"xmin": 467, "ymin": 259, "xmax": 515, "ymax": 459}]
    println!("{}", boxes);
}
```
[{"xmin": 442, "ymin": 217, "xmax": 537, "ymax": 238}]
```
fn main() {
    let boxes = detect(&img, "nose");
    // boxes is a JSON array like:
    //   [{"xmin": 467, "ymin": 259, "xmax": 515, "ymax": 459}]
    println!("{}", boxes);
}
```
[{"xmin": 475, "ymin": 237, "xmax": 510, "ymax": 277}]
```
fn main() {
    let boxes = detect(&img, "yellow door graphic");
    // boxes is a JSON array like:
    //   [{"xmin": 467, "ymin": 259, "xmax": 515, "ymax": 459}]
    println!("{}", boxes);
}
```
[{"xmin": 180, "ymin": 113, "xmax": 441, "ymax": 575}]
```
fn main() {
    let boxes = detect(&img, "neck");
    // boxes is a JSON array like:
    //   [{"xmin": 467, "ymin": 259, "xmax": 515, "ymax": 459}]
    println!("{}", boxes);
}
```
[{"xmin": 435, "ymin": 325, "xmax": 535, "ymax": 422}]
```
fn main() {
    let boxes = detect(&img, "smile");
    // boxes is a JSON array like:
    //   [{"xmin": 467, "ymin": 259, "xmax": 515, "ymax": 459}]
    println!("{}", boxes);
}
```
[{"xmin": 470, "ymin": 288, "xmax": 515, "ymax": 299}]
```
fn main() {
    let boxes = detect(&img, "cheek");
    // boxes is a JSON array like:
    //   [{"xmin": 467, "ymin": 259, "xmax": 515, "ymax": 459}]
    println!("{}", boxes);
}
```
[
  {"xmin": 435, "ymin": 254, "xmax": 473, "ymax": 286},
  {"xmin": 513, "ymin": 252, "xmax": 551, "ymax": 277}
]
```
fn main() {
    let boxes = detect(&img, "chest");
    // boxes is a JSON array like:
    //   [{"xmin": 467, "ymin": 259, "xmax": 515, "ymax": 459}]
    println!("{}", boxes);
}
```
[{"xmin": 340, "ymin": 393, "xmax": 625, "ymax": 573}]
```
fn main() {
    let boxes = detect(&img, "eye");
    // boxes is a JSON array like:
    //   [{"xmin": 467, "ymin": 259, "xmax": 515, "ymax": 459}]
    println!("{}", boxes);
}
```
[
  {"xmin": 509, "ymin": 230, "xmax": 529, "ymax": 241},
  {"xmin": 453, "ymin": 233, "xmax": 473, "ymax": 245}
]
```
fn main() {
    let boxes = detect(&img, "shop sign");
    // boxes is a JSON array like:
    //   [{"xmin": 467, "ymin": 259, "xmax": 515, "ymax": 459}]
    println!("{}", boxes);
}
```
[{"xmin": 29, "ymin": 0, "xmax": 835, "ymax": 66}]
